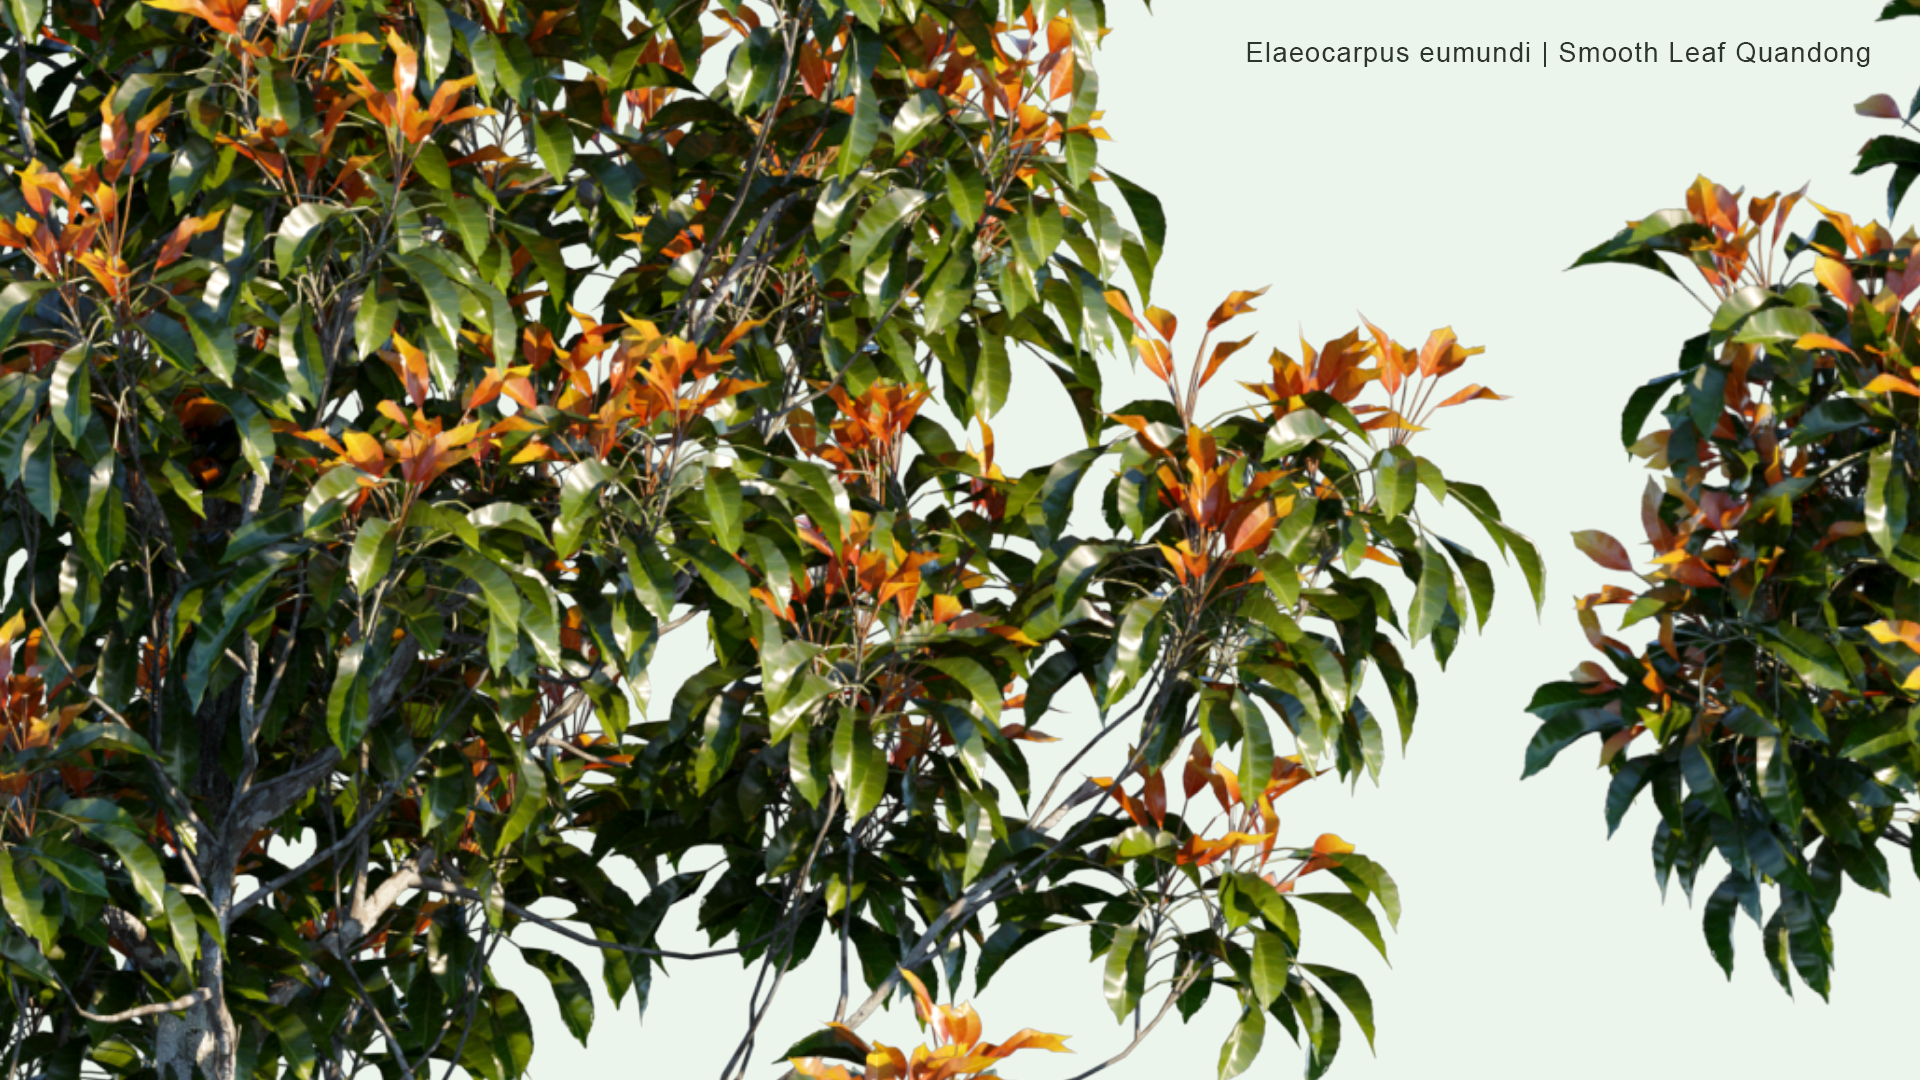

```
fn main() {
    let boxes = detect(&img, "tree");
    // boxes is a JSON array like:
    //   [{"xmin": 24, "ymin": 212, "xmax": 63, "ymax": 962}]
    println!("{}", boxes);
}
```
[
  {"xmin": 1524, "ymin": 18, "xmax": 1920, "ymax": 994},
  {"xmin": 0, "ymin": 1, "xmax": 1538, "ymax": 1078}
]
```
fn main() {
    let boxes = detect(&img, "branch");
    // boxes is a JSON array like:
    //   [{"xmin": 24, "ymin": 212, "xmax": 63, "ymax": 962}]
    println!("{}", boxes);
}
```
[
  {"xmin": 225, "ymin": 635, "xmax": 420, "ymax": 839},
  {"xmin": 102, "ymin": 906, "xmax": 169, "ymax": 972},
  {"xmin": 1059, "ymin": 962, "xmax": 1203, "ymax": 1080},
  {"xmin": 74, "ymin": 987, "xmax": 212, "ymax": 1024},
  {"xmin": 412, "ymin": 877, "xmax": 748, "ymax": 960}
]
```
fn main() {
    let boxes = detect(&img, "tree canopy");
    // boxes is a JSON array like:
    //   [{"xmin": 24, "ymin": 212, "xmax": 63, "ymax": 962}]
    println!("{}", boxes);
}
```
[
  {"xmin": 1527, "ymin": 6, "xmax": 1920, "ymax": 998},
  {"xmin": 0, "ymin": 1, "xmax": 1539, "ymax": 1078}
]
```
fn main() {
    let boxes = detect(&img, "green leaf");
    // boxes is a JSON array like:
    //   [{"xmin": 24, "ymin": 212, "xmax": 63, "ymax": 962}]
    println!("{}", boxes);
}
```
[
  {"xmin": 1867, "ymin": 444, "xmax": 1905, "ymax": 556},
  {"xmin": 81, "ymin": 823, "xmax": 166, "ymax": 914},
  {"xmin": 0, "ymin": 282, "xmax": 48, "ymax": 350},
  {"xmin": 1267, "ymin": 409, "xmax": 1334, "ymax": 459},
  {"xmin": 783, "ymin": 460, "xmax": 853, "ymax": 550},
  {"xmin": 48, "ymin": 346, "xmax": 89, "ymax": 448},
  {"xmin": 1762, "ymin": 626, "xmax": 1853, "ymax": 692},
  {"xmin": 961, "ymin": 792, "xmax": 994, "ymax": 887},
  {"xmin": 29, "ymin": 842, "xmax": 106, "ymax": 898},
  {"xmin": 535, "ymin": 113, "xmax": 576, "ymax": 179},
  {"xmin": 847, "ymin": 188, "xmax": 928, "ymax": 270},
  {"xmin": 790, "ymin": 726, "xmax": 826, "ymax": 808},
  {"xmin": 1407, "ymin": 541, "xmax": 1453, "ymax": 643},
  {"xmin": 1103, "ymin": 923, "xmax": 1144, "ymax": 1022},
  {"xmin": 276, "ymin": 203, "xmax": 337, "ymax": 272},
  {"xmin": 1375, "ymin": 449, "xmax": 1414, "ymax": 521},
  {"xmin": 1754, "ymin": 736, "xmax": 1803, "ymax": 828},
  {"xmin": 1437, "ymin": 537, "xmax": 1495, "ymax": 631},
  {"xmin": 1621, "ymin": 372, "xmax": 1684, "ymax": 449},
  {"xmin": 524, "ymin": 948, "xmax": 594, "ymax": 1045},
  {"xmin": 1104, "ymin": 594, "xmax": 1164, "ymax": 707},
  {"xmin": 163, "ymin": 885, "xmax": 200, "ymax": 968},
  {"xmin": 812, "ymin": 176, "xmax": 868, "ymax": 242},
  {"xmin": 1216, "ymin": 1003, "xmax": 1265, "ymax": 1080},
  {"xmin": 497, "ymin": 751, "xmax": 548, "ymax": 853},
  {"xmin": 0, "ymin": 933, "xmax": 58, "ymax": 990},
  {"xmin": 1303, "ymin": 964, "xmax": 1376, "ymax": 1052},
  {"xmin": 325, "ymin": 638, "xmax": 369, "ymax": 755},
  {"xmin": 1522, "ymin": 709, "xmax": 1612, "ymax": 779},
  {"xmin": 1604, "ymin": 757, "xmax": 1654, "ymax": 837},
  {"xmin": 1296, "ymin": 980, "xmax": 1343, "ymax": 1078},
  {"xmin": 929, "ymin": 657, "xmax": 1003, "ymax": 722},
  {"xmin": 1234, "ymin": 689, "xmax": 1274, "ymax": 792},
  {"xmin": 946, "ymin": 161, "xmax": 985, "ymax": 227},
  {"xmin": 704, "ymin": 467, "xmax": 744, "ymax": 554},
  {"xmin": 555, "ymin": 459, "xmax": 613, "ymax": 558},
  {"xmin": 420, "ymin": 0, "xmax": 453, "ymax": 79},
  {"xmin": 1703, "ymin": 872, "xmax": 1755, "ymax": 978},
  {"xmin": 19, "ymin": 421, "xmax": 57, "ymax": 523},
  {"xmin": 972, "ymin": 329, "xmax": 1011, "ymax": 420},
  {"xmin": 832, "ymin": 709, "xmax": 886, "ymax": 822},
  {"xmin": 1250, "ymin": 929, "xmax": 1288, "ymax": 1008},
  {"xmin": 354, "ymin": 288, "xmax": 397, "ymax": 359},
  {"xmin": 839, "ymin": 75, "xmax": 880, "ymax": 178},
  {"xmin": 687, "ymin": 542, "xmax": 753, "ymax": 613},
  {"xmin": 450, "ymin": 554, "xmax": 523, "ymax": 673},
  {"xmin": 0, "ymin": 849, "xmax": 57, "ymax": 950},
  {"xmin": 1294, "ymin": 892, "xmax": 1388, "ymax": 962},
  {"xmin": 3, "ymin": 0, "xmax": 44, "ymax": 38},
  {"xmin": 349, "ymin": 519, "xmax": 396, "ymax": 595}
]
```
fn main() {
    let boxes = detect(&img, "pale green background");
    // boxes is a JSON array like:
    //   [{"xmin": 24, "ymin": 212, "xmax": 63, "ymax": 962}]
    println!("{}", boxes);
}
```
[{"xmin": 506, "ymin": 1, "xmax": 1920, "ymax": 1075}]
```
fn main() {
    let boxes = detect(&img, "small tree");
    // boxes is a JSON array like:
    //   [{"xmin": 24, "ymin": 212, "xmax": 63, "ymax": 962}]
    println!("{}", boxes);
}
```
[
  {"xmin": 1526, "ymin": 43, "xmax": 1920, "ymax": 992},
  {"xmin": 0, "ymin": 1, "xmax": 1538, "ymax": 1078}
]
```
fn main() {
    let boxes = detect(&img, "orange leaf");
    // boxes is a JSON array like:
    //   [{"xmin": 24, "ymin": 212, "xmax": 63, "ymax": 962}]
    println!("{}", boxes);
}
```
[
  {"xmin": 1571, "ymin": 530, "xmax": 1634, "ymax": 572},
  {"xmin": 1311, "ymin": 833, "xmax": 1354, "ymax": 857},
  {"xmin": 154, "ymin": 209, "xmax": 224, "ymax": 270},
  {"xmin": 1814, "ymin": 255, "xmax": 1862, "ymax": 307},
  {"xmin": 1864, "ymin": 373, "xmax": 1920, "ymax": 397},
  {"xmin": 1144, "ymin": 305, "xmax": 1177, "ymax": 343},
  {"xmin": 1135, "ymin": 336, "xmax": 1173, "ymax": 382},
  {"xmin": 1866, "ymin": 619, "xmax": 1920, "ymax": 652},
  {"xmin": 983, "ymin": 1029, "xmax": 1071, "ymax": 1058},
  {"xmin": 1434, "ymin": 383, "xmax": 1507, "ymax": 409},
  {"xmin": 1225, "ymin": 498, "xmax": 1281, "ymax": 556},
  {"xmin": 1198, "ymin": 334, "xmax": 1254, "ymax": 390},
  {"xmin": 899, "ymin": 967, "xmax": 934, "ymax": 1027},
  {"xmin": 1207, "ymin": 286, "xmax": 1269, "ymax": 330},
  {"xmin": 1794, "ymin": 333, "xmax": 1854, "ymax": 355},
  {"xmin": 1360, "ymin": 545, "xmax": 1399, "ymax": 567},
  {"xmin": 1103, "ymin": 289, "xmax": 1152, "ymax": 337}
]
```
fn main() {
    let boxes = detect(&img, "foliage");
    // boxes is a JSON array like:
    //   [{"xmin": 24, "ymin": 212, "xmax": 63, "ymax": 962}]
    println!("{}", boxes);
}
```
[
  {"xmin": 1530, "ymin": 152, "xmax": 1920, "ymax": 994},
  {"xmin": 0, "ymin": 0, "xmax": 1538, "ymax": 1078}
]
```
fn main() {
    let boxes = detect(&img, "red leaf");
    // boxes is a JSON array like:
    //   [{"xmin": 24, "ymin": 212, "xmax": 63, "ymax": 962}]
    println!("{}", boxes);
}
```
[
  {"xmin": 1182, "ymin": 740, "xmax": 1212, "ymax": 801},
  {"xmin": 1670, "ymin": 557, "xmax": 1722, "ymax": 589},
  {"xmin": 1142, "ymin": 769, "xmax": 1166, "ymax": 828},
  {"xmin": 1855, "ymin": 93, "xmax": 1904, "ymax": 119},
  {"xmin": 1572, "ymin": 530, "xmax": 1634, "ymax": 572}
]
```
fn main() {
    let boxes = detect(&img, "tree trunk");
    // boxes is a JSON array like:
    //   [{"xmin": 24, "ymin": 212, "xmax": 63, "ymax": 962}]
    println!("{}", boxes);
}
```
[{"xmin": 154, "ymin": 954, "xmax": 236, "ymax": 1080}]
